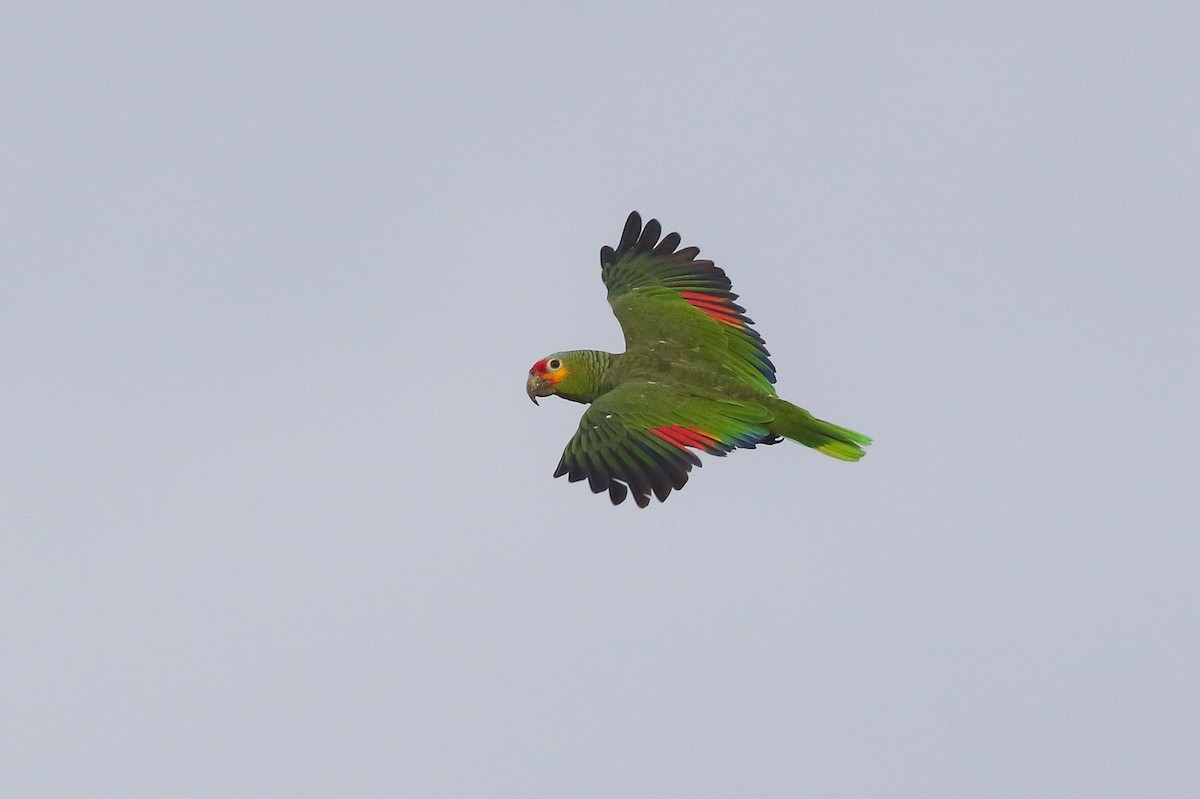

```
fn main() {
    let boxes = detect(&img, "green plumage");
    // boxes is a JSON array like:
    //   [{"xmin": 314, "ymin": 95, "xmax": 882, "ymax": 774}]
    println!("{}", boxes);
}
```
[{"xmin": 527, "ymin": 212, "xmax": 871, "ymax": 507}]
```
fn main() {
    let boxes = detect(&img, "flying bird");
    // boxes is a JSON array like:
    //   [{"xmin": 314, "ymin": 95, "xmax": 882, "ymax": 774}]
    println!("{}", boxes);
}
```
[{"xmin": 527, "ymin": 212, "xmax": 871, "ymax": 507}]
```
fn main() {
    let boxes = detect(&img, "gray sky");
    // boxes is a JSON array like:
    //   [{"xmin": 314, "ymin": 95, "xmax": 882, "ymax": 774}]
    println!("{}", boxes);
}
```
[{"xmin": 3, "ymin": 2, "xmax": 1197, "ymax": 796}]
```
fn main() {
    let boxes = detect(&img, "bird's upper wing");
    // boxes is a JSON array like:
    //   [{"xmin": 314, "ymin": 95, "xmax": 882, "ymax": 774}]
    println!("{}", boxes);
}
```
[
  {"xmin": 554, "ymin": 381, "xmax": 775, "ymax": 507},
  {"xmin": 601, "ymin": 212, "xmax": 777, "ymax": 394}
]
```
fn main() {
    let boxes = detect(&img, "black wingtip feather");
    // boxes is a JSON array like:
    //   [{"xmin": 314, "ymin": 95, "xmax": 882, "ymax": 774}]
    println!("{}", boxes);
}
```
[
  {"xmin": 618, "ymin": 212, "xmax": 642, "ymax": 253},
  {"xmin": 636, "ymin": 218, "xmax": 662, "ymax": 251},
  {"xmin": 653, "ymin": 232, "xmax": 681, "ymax": 255},
  {"xmin": 606, "ymin": 213, "xmax": 699, "ymax": 269},
  {"xmin": 587, "ymin": 469, "xmax": 608, "ymax": 494}
]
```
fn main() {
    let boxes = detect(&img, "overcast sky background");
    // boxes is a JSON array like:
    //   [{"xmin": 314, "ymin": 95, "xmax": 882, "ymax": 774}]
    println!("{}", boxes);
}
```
[{"xmin": 3, "ymin": 2, "xmax": 1197, "ymax": 797}]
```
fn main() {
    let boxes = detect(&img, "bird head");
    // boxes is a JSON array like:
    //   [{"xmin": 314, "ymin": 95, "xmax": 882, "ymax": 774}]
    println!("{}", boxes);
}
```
[{"xmin": 526, "ymin": 354, "xmax": 570, "ymax": 404}]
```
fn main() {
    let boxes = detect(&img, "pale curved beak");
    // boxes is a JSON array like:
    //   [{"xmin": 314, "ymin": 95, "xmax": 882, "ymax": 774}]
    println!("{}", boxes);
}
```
[{"xmin": 526, "ymin": 372, "xmax": 552, "ymax": 405}]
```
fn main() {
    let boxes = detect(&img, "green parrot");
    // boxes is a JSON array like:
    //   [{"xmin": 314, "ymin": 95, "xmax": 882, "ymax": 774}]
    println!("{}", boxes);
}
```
[{"xmin": 527, "ymin": 212, "xmax": 871, "ymax": 507}]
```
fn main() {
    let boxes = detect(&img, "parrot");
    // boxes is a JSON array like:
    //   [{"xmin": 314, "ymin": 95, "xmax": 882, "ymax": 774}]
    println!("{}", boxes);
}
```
[{"xmin": 526, "ymin": 211, "xmax": 871, "ymax": 507}]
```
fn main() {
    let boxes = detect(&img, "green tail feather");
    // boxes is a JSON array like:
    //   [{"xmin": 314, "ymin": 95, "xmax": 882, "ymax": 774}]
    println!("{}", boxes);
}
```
[{"xmin": 767, "ymin": 399, "xmax": 872, "ymax": 462}]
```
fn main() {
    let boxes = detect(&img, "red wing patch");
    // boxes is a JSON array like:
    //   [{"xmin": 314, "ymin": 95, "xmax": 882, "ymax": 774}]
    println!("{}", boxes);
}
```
[
  {"xmin": 678, "ymin": 291, "xmax": 746, "ymax": 329},
  {"xmin": 649, "ymin": 424, "xmax": 722, "ymax": 453}
]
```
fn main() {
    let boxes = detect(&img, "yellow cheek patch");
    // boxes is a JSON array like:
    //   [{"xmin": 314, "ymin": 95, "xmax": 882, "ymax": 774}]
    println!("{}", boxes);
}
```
[{"xmin": 548, "ymin": 366, "xmax": 569, "ymax": 384}]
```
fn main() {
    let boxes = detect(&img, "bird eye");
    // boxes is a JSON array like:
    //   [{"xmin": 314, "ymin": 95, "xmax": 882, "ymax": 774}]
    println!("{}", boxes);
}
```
[{"xmin": 547, "ymin": 358, "xmax": 562, "ymax": 371}]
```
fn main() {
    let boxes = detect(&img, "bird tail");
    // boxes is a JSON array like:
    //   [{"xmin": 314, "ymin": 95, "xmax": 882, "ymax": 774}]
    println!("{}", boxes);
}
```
[{"xmin": 767, "ymin": 398, "xmax": 872, "ymax": 462}]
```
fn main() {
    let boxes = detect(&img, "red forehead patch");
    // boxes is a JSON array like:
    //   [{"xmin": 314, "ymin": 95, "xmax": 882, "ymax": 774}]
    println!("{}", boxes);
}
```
[{"xmin": 531, "ymin": 359, "xmax": 548, "ymax": 373}]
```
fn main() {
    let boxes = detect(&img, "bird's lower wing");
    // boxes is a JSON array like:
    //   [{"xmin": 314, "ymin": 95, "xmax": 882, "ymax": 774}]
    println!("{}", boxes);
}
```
[{"xmin": 554, "ymin": 382, "xmax": 773, "ymax": 507}]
